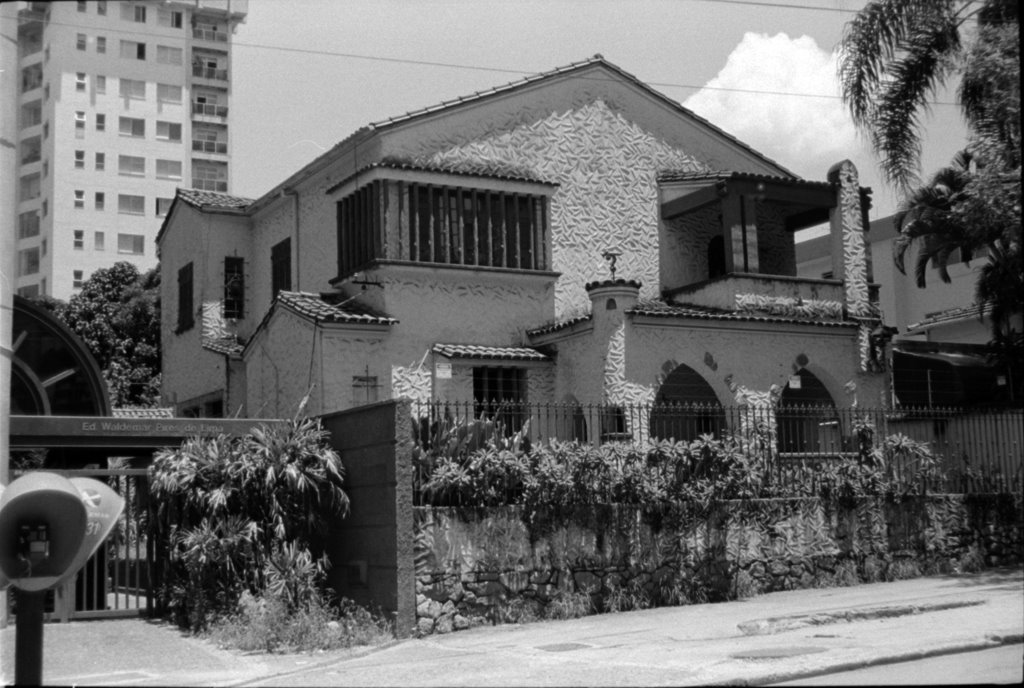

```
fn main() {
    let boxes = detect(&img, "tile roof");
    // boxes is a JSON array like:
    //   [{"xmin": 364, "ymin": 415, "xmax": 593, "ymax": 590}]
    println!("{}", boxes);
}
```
[
  {"xmin": 907, "ymin": 304, "xmax": 988, "ymax": 333},
  {"xmin": 527, "ymin": 314, "xmax": 594, "ymax": 337},
  {"xmin": 657, "ymin": 170, "xmax": 818, "ymax": 186},
  {"xmin": 628, "ymin": 302, "xmax": 856, "ymax": 328},
  {"xmin": 433, "ymin": 343, "xmax": 550, "ymax": 361},
  {"xmin": 112, "ymin": 407, "xmax": 175, "ymax": 419},
  {"xmin": 176, "ymin": 188, "xmax": 255, "ymax": 211},
  {"xmin": 203, "ymin": 337, "xmax": 245, "ymax": 357},
  {"xmin": 327, "ymin": 159, "xmax": 557, "ymax": 194},
  {"xmin": 277, "ymin": 291, "xmax": 398, "ymax": 325}
]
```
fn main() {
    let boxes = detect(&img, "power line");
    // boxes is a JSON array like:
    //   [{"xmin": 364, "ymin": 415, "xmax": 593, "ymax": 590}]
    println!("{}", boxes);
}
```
[{"xmin": 690, "ymin": 0, "xmax": 861, "ymax": 13}]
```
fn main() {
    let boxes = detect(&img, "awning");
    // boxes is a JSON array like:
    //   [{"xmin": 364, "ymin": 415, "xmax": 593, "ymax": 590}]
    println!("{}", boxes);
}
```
[{"xmin": 892, "ymin": 348, "xmax": 1008, "ymax": 407}]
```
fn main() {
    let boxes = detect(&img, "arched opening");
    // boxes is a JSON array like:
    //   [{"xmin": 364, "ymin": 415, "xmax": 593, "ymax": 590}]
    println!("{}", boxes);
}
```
[
  {"xmin": 707, "ymin": 235, "xmax": 726, "ymax": 279},
  {"xmin": 776, "ymin": 369, "xmax": 840, "ymax": 454},
  {"xmin": 650, "ymin": 363, "xmax": 725, "ymax": 441}
]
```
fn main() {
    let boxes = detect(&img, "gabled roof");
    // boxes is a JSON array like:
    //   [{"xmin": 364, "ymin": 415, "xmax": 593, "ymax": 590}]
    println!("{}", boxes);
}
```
[
  {"xmin": 432, "ymin": 343, "xmax": 550, "ymax": 362},
  {"xmin": 157, "ymin": 188, "xmax": 255, "ymax": 245},
  {"xmin": 277, "ymin": 291, "xmax": 398, "ymax": 325},
  {"xmin": 628, "ymin": 302, "xmax": 855, "ymax": 329}
]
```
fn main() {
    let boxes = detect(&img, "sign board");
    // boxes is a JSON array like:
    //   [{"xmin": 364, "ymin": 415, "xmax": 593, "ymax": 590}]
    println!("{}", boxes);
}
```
[
  {"xmin": 10, "ymin": 415, "xmax": 287, "ymax": 449},
  {"xmin": 788, "ymin": 375, "xmax": 802, "ymax": 390},
  {"xmin": 435, "ymin": 362, "xmax": 452, "ymax": 380}
]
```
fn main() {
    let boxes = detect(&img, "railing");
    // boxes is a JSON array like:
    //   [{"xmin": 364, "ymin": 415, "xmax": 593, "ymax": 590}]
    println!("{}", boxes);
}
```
[
  {"xmin": 192, "ymin": 102, "xmax": 228, "ymax": 117},
  {"xmin": 193, "ymin": 28, "xmax": 228, "ymax": 42},
  {"xmin": 192, "ymin": 140, "xmax": 228, "ymax": 154},
  {"xmin": 192, "ymin": 178, "xmax": 227, "ymax": 192},
  {"xmin": 21, "ymin": 151, "xmax": 41, "ymax": 165},
  {"xmin": 411, "ymin": 401, "xmax": 1024, "ymax": 503},
  {"xmin": 192, "ymin": 65, "xmax": 228, "ymax": 81}
]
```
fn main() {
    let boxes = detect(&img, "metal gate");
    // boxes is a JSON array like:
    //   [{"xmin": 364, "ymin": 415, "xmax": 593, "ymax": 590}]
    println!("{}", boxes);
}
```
[{"xmin": 5, "ymin": 468, "xmax": 155, "ymax": 623}]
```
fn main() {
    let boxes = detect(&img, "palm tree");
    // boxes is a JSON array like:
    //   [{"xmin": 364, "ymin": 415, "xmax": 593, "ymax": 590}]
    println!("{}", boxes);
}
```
[{"xmin": 839, "ymin": 0, "xmax": 1019, "ymax": 191}]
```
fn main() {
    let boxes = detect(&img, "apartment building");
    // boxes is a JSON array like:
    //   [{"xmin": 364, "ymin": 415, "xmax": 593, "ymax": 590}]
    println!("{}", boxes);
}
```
[{"xmin": 10, "ymin": 0, "xmax": 247, "ymax": 300}]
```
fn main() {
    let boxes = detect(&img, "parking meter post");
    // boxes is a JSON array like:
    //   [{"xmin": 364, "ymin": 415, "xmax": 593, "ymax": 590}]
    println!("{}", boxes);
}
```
[{"xmin": 14, "ymin": 589, "xmax": 44, "ymax": 686}]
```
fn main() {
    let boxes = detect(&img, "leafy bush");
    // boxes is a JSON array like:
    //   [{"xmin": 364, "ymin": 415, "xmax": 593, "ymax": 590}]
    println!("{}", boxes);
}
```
[{"xmin": 150, "ymin": 418, "xmax": 350, "ymax": 631}]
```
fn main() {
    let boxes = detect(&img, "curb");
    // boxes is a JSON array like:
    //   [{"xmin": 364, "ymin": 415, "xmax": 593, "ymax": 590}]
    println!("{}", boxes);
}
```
[
  {"xmin": 223, "ymin": 638, "xmax": 408, "ymax": 687},
  {"xmin": 737, "ymin": 598, "xmax": 987, "ymax": 636}
]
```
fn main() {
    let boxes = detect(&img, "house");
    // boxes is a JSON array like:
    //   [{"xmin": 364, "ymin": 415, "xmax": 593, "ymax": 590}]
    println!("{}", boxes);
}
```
[{"xmin": 158, "ymin": 56, "xmax": 889, "ymax": 449}]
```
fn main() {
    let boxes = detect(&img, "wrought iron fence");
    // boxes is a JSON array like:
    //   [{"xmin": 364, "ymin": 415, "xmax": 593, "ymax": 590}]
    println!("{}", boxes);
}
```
[{"xmin": 410, "ymin": 400, "xmax": 1023, "ymax": 504}]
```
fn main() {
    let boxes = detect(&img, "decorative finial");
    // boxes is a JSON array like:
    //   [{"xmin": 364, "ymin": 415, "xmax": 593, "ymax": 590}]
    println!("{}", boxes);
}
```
[{"xmin": 601, "ymin": 250, "xmax": 621, "ymax": 280}]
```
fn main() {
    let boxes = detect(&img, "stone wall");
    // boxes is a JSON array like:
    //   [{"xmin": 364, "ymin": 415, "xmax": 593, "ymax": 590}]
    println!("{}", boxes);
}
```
[{"xmin": 413, "ymin": 495, "xmax": 1022, "ymax": 635}]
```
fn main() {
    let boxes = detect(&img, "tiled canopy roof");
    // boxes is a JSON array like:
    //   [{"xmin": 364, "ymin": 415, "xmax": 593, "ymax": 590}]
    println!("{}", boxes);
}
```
[
  {"xmin": 112, "ymin": 407, "xmax": 175, "ymax": 419},
  {"xmin": 907, "ymin": 304, "xmax": 988, "ymax": 333},
  {"xmin": 203, "ymin": 337, "xmax": 245, "ymax": 357},
  {"xmin": 628, "ymin": 302, "xmax": 855, "ymax": 328},
  {"xmin": 277, "ymin": 291, "xmax": 398, "ymax": 325},
  {"xmin": 527, "ymin": 314, "xmax": 593, "ymax": 337},
  {"xmin": 433, "ymin": 343, "xmax": 550, "ymax": 361},
  {"xmin": 176, "ymin": 188, "xmax": 254, "ymax": 211},
  {"xmin": 327, "ymin": 159, "xmax": 556, "ymax": 194}
]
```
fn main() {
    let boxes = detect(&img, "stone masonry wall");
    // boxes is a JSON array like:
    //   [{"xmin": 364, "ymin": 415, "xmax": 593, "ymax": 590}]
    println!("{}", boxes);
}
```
[{"xmin": 412, "ymin": 495, "xmax": 1022, "ymax": 635}]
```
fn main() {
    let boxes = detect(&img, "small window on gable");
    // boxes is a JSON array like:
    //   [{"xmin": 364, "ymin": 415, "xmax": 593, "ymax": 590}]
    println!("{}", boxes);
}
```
[
  {"xmin": 223, "ymin": 256, "xmax": 244, "ymax": 319},
  {"xmin": 271, "ymin": 239, "xmax": 291, "ymax": 297},
  {"xmin": 177, "ymin": 262, "xmax": 194, "ymax": 332}
]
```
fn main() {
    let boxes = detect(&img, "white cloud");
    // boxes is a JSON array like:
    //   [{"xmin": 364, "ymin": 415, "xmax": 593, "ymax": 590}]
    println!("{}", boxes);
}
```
[{"xmin": 683, "ymin": 32, "xmax": 868, "ymax": 183}]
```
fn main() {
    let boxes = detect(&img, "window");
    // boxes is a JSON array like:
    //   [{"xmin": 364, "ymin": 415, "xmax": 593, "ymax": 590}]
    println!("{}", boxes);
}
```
[
  {"xmin": 157, "ymin": 83, "xmax": 181, "ymax": 103},
  {"xmin": 156, "ymin": 197, "xmax": 173, "ymax": 217},
  {"xmin": 122, "ymin": 3, "xmax": 146, "ymax": 22},
  {"xmin": 42, "ymin": 200, "xmax": 47, "ymax": 217},
  {"xmin": 41, "ymin": 238, "xmax": 47, "ymax": 257},
  {"xmin": 76, "ymin": 72, "xmax": 87, "ymax": 91},
  {"xmin": 18, "ymin": 211, "xmax": 40, "ymax": 239},
  {"xmin": 192, "ymin": 161, "xmax": 227, "ymax": 192},
  {"xmin": 271, "ymin": 239, "xmax": 291, "ymax": 297},
  {"xmin": 157, "ymin": 46, "xmax": 182, "ymax": 65},
  {"xmin": 18, "ymin": 248, "xmax": 40, "ymax": 277},
  {"xmin": 77, "ymin": 33, "xmax": 87, "ymax": 51},
  {"xmin": 353, "ymin": 374, "xmax": 379, "ymax": 405},
  {"xmin": 75, "ymin": 150, "xmax": 85, "ymax": 169},
  {"xmin": 158, "ymin": 9, "xmax": 183, "ymax": 28},
  {"xmin": 94, "ymin": 231, "xmax": 105, "ymax": 250},
  {"xmin": 117, "ymin": 194, "xmax": 144, "ymax": 215},
  {"xmin": 19, "ymin": 173, "xmax": 41, "ymax": 202},
  {"xmin": 17, "ymin": 285, "xmax": 40, "ymax": 298},
  {"xmin": 156, "ymin": 121, "xmax": 181, "ymax": 141},
  {"xmin": 117, "ymin": 233, "xmax": 145, "ymax": 255},
  {"xmin": 95, "ymin": 192, "xmax": 105, "ymax": 210},
  {"xmin": 74, "ymin": 190, "xmax": 85, "ymax": 209},
  {"xmin": 73, "ymin": 271, "xmax": 85, "ymax": 289},
  {"xmin": 177, "ymin": 262, "xmax": 194, "ymax": 332},
  {"xmin": 156, "ymin": 159, "xmax": 182, "ymax": 180},
  {"xmin": 75, "ymin": 111, "xmax": 86, "ymax": 137},
  {"xmin": 119, "ymin": 78, "xmax": 145, "ymax": 99},
  {"xmin": 96, "ymin": 75, "xmax": 106, "ymax": 94},
  {"xmin": 119, "ymin": 116, "xmax": 145, "ymax": 137},
  {"xmin": 223, "ymin": 257, "xmax": 245, "ymax": 319},
  {"xmin": 95, "ymin": 152, "xmax": 105, "ymax": 170},
  {"xmin": 43, "ymin": 160, "xmax": 48, "ymax": 178},
  {"xmin": 118, "ymin": 155, "xmax": 145, "ymax": 176},
  {"xmin": 339, "ymin": 181, "xmax": 550, "ymax": 277},
  {"xmin": 43, "ymin": 121, "xmax": 49, "ymax": 138},
  {"xmin": 78, "ymin": 1, "xmax": 86, "ymax": 12},
  {"xmin": 97, "ymin": 36, "xmax": 106, "ymax": 54},
  {"xmin": 74, "ymin": 230, "xmax": 84, "ymax": 250},
  {"xmin": 98, "ymin": 1, "xmax": 107, "ymax": 15},
  {"xmin": 473, "ymin": 367, "xmax": 527, "ymax": 432},
  {"xmin": 96, "ymin": 114, "xmax": 106, "ymax": 131},
  {"xmin": 120, "ymin": 40, "xmax": 146, "ymax": 60}
]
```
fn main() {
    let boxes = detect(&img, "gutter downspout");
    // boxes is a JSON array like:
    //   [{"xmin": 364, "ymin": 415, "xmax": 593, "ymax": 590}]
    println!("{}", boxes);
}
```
[{"xmin": 282, "ymin": 188, "xmax": 300, "ymax": 288}]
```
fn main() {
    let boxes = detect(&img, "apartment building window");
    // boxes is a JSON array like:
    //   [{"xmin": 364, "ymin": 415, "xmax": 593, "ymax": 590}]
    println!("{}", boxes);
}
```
[
  {"xmin": 76, "ymin": 73, "xmax": 87, "ymax": 91},
  {"xmin": 20, "ymin": 173, "xmax": 41, "ymax": 202},
  {"xmin": 157, "ymin": 83, "xmax": 182, "ymax": 103},
  {"xmin": 177, "ymin": 262, "xmax": 194, "ymax": 332},
  {"xmin": 193, "ymin": 161, "xmax": 227, "ymax": 192},
  {"xmin": 74, "ymin": 230, "xmax": 85, "ymax": 250},
  {"xmin": 97, "ymin": 36, "xmax": 106, "ymax": 54},
  {"xmin": 120, "ymin": 40, "xmax": 146, "ymax": 61},
  {"xmin": 271, "ymin": 239, "xmax": 291, "ymax": 297},
  {"xmin": 20, "ymin": 102, "xmax": 42, "ymax": 128},
  {"xmin": 43, "ymin": 121, "xmax": 49, "ymax": 139},
  {"xmin": 95, "ymin": 192, "xmax": 105, "ymax": 210},
  {"xmin": 156, "ymin": 197, "xmax": 174, "ymax": 217},
  {"xmin": 122, "ymin": 3, "xmax": 147, "ymax": 23},
  {"xmin": 77, "ymin": 33, "xmax": 87, "ymax": 51},
  {"xmin": 43, "ymin": 160, "xmax": 48, "ymax": 179},
  {"xmin": 157, "ymin": 46, "xmax": 183, "ymax": 65},
  {"xmin": 159, "ymin": 9, "xmax": 184, "ymax": 28},
  {"xmin": 119, "ymin": 78, "xmax": 145, "ymax": 99},
  {"xmin": 96, "ymin": 75, "xmax": 106, "ymax": 94},
  {"xmin": 75, "ymin": 111, "xmax": 86, "ymax": 138},
  {"xmin": 73, "ymin": 271, "xmax": 85, "ymax": 289},
  {"xmin": 98, "ymin": 1, "xmax": 107, "ymax": 15},
  {"xmin": 223, "ymin": 257, "xmax": 245, "ymax": 319},
  {"xmin": 78, "ymin": 1, "xmax": 87, "ymax": 11},
  {"xmin": 42, "ymin": 239, "xmax": 48, "ymax": 257},
  {"xmin": 96, "ymin": 114, "xmax": 106, "ymax": 131},
  {"xmin": 95, "ymin": 231, "xmax": 105, "ymax": 250},
  {"xmin": 75, "ymin": 150, "xmax": 85, "ymax": 168},
  {"xmin": 19, "ymin": 211, "xmax": 40, "ymax": 239},
  {"xmin": 156, "ymin": 121, "xmax": 182, "ymax": 141},
  {"xmin": 119, "ymin": 116, "xmax": 145, "ymax": 137},
  {"xmin": 43, "ymin": 200, "xmax": 48, "ymax": 218},
  {"xmin": 156, "ymin": 159, "xmax": 182, "ymax": 180},
  {"xmin": 96, "ymin": 152, "xmax": 105, "ymax": 170},
  {"xmin": 117, "ymin": 233, "xmax": 145, "ymax": 255},
  {"xmin": 18, "ymin": 248, "xmax": 40, "ymax": 277},
  {"xmin": 118, "ymin": 155, "xmax": 145, "ymax": 177},
  {"xmin": 118, "ymin": 194, "xmax": 145, "ymax": 215},
  {"xmin": 74, "ymin": 190, "xmax": 85, "ymax": 208},
  {"xmin": 44, "ymin": 84, "xmax": 50, "ymax": 101}
]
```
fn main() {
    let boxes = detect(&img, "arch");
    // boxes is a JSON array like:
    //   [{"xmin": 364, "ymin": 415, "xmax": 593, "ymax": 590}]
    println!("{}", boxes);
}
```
[
  {"xmin": 776, "ymin": 368, "xmax": 840, "ymax": 454},
  {"xmin": 650, "ymin": 363, "xmax": 725, "ymax": 441},
  {"xmin": 707, "ymin": 235, "xmax": 726, "ymax": 279}
]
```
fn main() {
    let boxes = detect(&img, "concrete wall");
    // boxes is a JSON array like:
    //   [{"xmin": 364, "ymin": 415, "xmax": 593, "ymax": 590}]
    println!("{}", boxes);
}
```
[{"xmin": 319, "ymin": 400, "xmax": 417, "ymax": 637}]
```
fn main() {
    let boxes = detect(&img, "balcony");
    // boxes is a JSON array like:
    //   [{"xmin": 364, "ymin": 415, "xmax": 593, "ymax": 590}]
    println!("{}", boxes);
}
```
[
  {"xmin": 192, "ymin": 140, "xmax": 228, "ymax": 154},
  {"xmin": 193, "ymin": 178, "xmax": 228, "ymax": 192},
  {"xmin": 664, "ymin": 273, "xmax": 847, "ymax": 317},
  {"xmin": 192, "ymin": 65, "xmax": 228, "ymax": 81},
  {"xmin": 192, "ymin": 102, "xmax": 228, "ymax": 117},
  {"xmin": 193, "ymin": 27, "xmax": 228, "ymax": 42}
]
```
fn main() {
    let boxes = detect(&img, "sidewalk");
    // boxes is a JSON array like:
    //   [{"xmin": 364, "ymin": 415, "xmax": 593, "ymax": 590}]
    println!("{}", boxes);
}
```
[{"xmin": 2, "ymin": 567, "xmax": 1021, "ymax": 686}]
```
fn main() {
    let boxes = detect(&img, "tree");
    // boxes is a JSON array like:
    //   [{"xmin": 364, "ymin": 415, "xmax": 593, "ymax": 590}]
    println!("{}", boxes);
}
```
[
  {"xmin": 839, "ymin": 0, "xmax": 1018, "ymax": 190},
  {"xmin": 50, "ymin": 262, "xmax": 162, "ymax": 407}
]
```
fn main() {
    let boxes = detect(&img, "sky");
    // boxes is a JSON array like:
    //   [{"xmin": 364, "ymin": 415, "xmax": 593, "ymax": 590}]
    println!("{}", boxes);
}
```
[{"xmin": 229, "ymin": 0, "xmax": 970, "ymax": 230}]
